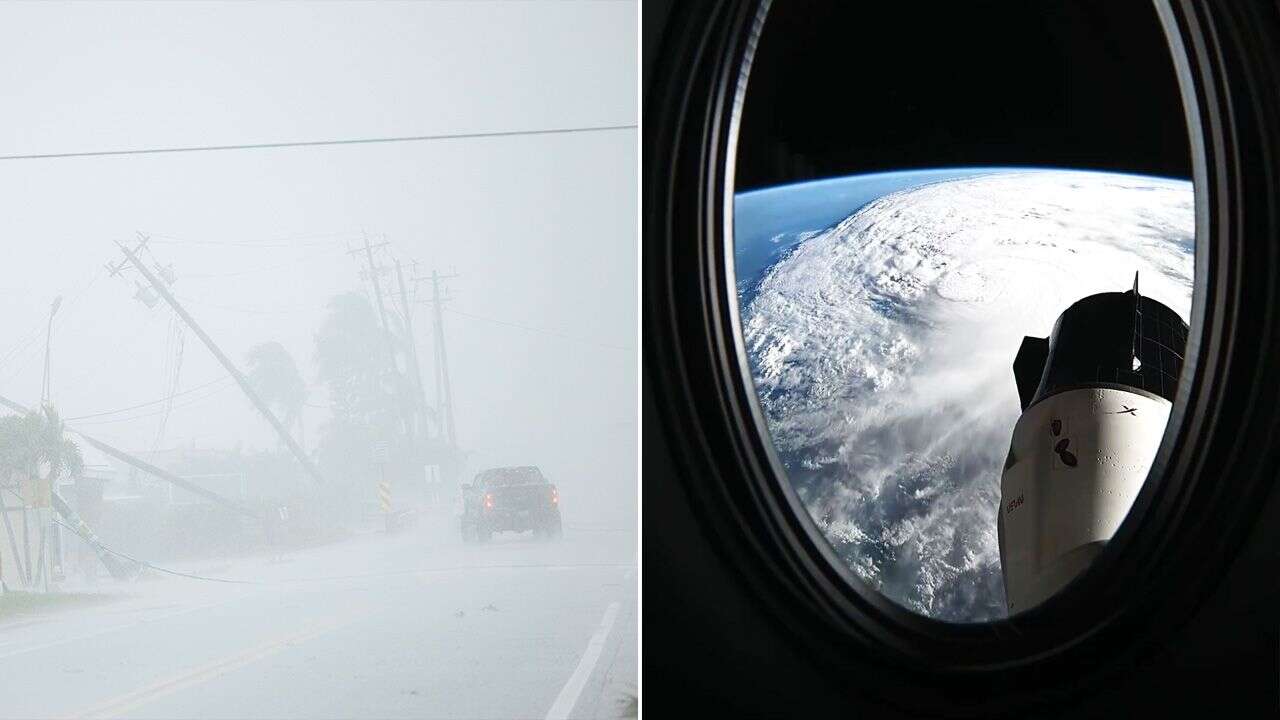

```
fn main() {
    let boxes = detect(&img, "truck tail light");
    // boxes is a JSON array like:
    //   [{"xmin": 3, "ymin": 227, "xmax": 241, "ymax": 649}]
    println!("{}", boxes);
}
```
[{"xmin": 484, "ymin": 493, "xmax": 494, "ymax": 510}]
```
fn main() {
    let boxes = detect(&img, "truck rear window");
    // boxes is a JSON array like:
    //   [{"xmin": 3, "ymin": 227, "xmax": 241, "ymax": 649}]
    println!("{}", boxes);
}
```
[{"xmin": 476, "ymin": 467, "xmax": 546, "ymax": 486}]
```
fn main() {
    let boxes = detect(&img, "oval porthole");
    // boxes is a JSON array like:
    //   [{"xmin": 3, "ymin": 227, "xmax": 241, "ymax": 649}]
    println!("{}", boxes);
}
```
[
  {"xmin": 646, "ymin": 0, "xmax": 1280, "ymax": 713},
  {"xmin": 729, "ymin": 2, "xmax": 1195, "ymax": 623}
]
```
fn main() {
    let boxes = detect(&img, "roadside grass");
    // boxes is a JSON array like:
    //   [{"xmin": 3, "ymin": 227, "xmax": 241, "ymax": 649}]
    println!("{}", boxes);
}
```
[
  {"xmin": 0, "ymin": 590, "xmax": 111, "ymax": 621},
  {"xmin": 619, "ymin": 692, "xmax": 638, "ymax": 717}
]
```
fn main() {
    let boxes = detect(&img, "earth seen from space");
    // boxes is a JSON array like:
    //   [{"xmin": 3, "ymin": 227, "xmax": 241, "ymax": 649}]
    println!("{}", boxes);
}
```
[{"xmin": 734, "ymin": 168, "xmax": 1194, "ymax": 622}]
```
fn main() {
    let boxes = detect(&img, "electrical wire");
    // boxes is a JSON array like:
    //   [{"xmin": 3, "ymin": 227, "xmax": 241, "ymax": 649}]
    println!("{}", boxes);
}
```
[
  {"xmin": 444, "ymin": 307, "xmax": 633, "ymax": 352},
  {"xmin": 145, "ymin": 230, "xmax": 359, "ymax": 249},
  {"xmin": 62, "ymin": 379, "xmax": 232, "ymax": 422},
  {"xmin": 149, "ymin": 317, "xmax": 186, "ymax": 454},
  {"xmin": 0, "ymin": 123, "xmax": 637, "ymax": 162},
  {"xmin": 55, "ymin": 516, "xmax": 633, "ymax": 586},
  {"xmin": 180, "ymin": 245, "xmax": 350, "ymax": 280},
  {"xmin": 45, "ymin": 301, "xmax": 170, "ymax": 409},
  {"xmin": 68, "ymin": 380, "xmax": 237, "ymax": 426},
  {"xmin": 174, "ymin": 297, "xmax": 321, "ymax": 316},
  {"xmin": 53, "ymin": 519, "xmax": 256, "ymax": 585},
  {"xmin": 0, "ymin": 266, "xmax": 105, "ymax": 380}
]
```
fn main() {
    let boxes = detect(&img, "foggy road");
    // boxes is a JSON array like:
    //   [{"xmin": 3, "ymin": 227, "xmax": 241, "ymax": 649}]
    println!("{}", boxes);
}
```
[
  {"xmin": 0, "ymin": 519, "xmax": 637, "ymax": 720},
  {"xmin": 0, "ymin": 3, "xmax": 638, "ymax": 718}
]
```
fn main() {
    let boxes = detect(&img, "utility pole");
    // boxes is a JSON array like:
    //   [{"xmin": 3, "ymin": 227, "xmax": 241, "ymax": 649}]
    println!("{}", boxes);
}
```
[
  {"xmin": 349, "ymin": 235, "xmax": 413, "ymax": 438},
  {"xmin": 0, "ymin": 393, "xmax": 260, "ymax": 585},
  {"xmin": 409, "ymin": 268, "xmax": 460, "ymax": 494},
  {"xmin": 420, "ymin": 270, "xmax": 459, "ymax": 446},
  {"xmin": 113, "ymin": 239, "xmax": 325, "ymax": 486},
  {"xmin": 30, "ymin": 295, "xmax": 62, "ymax": 590},
  {"xmin": 394, "ymin": 260, "xmax": 431, "ymax": 441},
  {"xmin": 40, "ymin": 296, "xmax": 62, "ymax": 407}
]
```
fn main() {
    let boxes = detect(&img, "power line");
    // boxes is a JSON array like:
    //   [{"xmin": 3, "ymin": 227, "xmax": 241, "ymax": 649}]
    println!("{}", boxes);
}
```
[
  {"xmin": 0, "ymin": 123, "xmax": 637, "ymax": 162},
  {"xmin": 144, "ymin": 229, "xmax": 361, "ymax": 249},
  {"xmin": 46, "ymin": 297, "xmax": 170, "ymax": 404},
  {"xmin": 0, "ymin": 265, "xmax": 104, "ymax": 377},
  {"xmin": 175, "ymin": 296, "xmax": 321, "ymax": 316},
  {"xmin": 52, "ymin": 519, "xmax": 254, "ymax": 585},
  {"xmin": 445, "ymin": 307, "xmax": 632, "ymax": 352},
  {"xmin": 69, "ymin": 380, "xmax": 236, "ymax": 425},
  {"xmin": 179, "ymin": 245, "xmax": 350, "ymax": 280},
  {"xmin": 113, "ymin": 239, "xmax": 325, "ymax": 485}
]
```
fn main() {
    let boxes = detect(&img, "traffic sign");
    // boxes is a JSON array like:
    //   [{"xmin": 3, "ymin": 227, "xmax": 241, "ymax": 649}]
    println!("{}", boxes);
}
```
[{"xmin": 372, "ymin": 440, "xmax": 391, "ymax": 465}]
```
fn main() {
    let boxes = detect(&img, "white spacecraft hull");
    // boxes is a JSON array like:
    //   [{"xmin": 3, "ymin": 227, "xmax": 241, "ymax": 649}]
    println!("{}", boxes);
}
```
[{"xmin": 999, "ymin": 386, "xmax": 1171, "ymax": 614}]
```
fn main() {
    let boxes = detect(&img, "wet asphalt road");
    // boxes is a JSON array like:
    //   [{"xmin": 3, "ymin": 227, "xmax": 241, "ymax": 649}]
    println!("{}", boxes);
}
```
[{"xmin": 0, "ymin": 516, "xmax": 637, "ymax": 719}]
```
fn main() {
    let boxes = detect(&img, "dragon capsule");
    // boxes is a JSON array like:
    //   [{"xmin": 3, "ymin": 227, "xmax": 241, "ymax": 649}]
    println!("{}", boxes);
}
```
[{"xmin": 999, "ymin": 273, "xmax": 1188, "ymax": 614}]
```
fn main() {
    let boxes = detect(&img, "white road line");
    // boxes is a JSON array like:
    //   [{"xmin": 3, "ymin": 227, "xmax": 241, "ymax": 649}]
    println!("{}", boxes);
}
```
[
  {"xmin": 545, "ymin": 601, "xmax": 621, "ymax": 720},
  {"xmin": 70, "ymin": 615, "xmax": 350, "ymax": 720}
]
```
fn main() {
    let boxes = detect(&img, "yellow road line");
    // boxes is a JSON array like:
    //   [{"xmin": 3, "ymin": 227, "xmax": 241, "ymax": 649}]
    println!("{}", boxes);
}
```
[
  {"xmin": 0, "ymin": 596, "xmax": 248, "ymax": 662},
  {"xmin": 71, "ymin": 616, "xmax": 351, "ymax": 720}
]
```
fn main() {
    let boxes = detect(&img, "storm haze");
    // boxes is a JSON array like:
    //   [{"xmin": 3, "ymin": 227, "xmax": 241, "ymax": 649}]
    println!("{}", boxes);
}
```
[
  {"xmin": 0, "ymin": 0, "xmax": 636, "ymax": 524},
  {"xmin": 0, "ymin": 3, "xmax": 637, "ymax": 718}
]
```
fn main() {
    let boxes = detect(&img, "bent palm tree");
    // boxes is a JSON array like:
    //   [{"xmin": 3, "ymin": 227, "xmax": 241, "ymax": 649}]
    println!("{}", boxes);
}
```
[{"xmin": 246, "ymin": 342, "xmax": 308, "ymax": 446}]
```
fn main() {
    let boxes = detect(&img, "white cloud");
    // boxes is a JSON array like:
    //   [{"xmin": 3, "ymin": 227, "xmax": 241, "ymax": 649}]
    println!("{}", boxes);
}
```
[{"xmin": 741, "ymin": 170, "xmax": 1194, "ymax": 622}]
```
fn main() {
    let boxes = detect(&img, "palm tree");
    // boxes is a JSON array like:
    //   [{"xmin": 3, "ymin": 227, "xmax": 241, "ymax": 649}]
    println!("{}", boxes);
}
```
[
  {"xmin": 313, "ymin": 293, "xmax": 406, "ymax": 431},
  {"xmin": 0, "ymin": 406, "xmax": 82, "ymax": 587},
  {"xmin": 246, "ymin": 341, "xmax": 308, "ymax": 446},
  {"xmin": 33, "ymin": 405, "xmax": 83, "ymax": 486},
  {"xmin": 0, "ymin": 412, "xmax": 40, "ymax": 487},
  {"xmin": 0, "ymin": 406, "xmax": 82, "ymax": 502}
]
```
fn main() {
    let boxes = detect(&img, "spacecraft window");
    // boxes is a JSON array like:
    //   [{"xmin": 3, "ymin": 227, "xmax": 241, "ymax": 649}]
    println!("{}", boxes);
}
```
[
  {"xmin": 650, "ymin": 0, "xmax": 1278, "ymax": 703},
  {"xmin": 726, "ymin": 0, "xmax": 1195, "ymax": 624}
]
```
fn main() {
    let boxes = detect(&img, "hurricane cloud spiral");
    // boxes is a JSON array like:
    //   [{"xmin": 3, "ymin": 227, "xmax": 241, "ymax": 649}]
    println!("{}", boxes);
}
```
[{"xmin": 740, "ymin": 170, "xmax": 1193, "ymax": 621}]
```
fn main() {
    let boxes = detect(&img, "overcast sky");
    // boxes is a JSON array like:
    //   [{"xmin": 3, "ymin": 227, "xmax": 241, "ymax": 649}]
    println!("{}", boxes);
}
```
[{"xmin": 0, "ymin": 1, "xmax": 637, "ymax": 522}]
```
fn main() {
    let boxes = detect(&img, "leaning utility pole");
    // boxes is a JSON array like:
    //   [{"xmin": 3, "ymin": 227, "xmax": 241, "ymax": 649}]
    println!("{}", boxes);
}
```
[
  {"xmin": 394, "ymin": 260, "xmax": 431, "ymax": 440},
  {"xmin": 350, "ymin": 235, "xmax": 413, "ymax": 437},
  {"xmin": 113, "ymin": 240, "xmax": 325, "ymax": 486},
  {"xmin": 0, "ymin": 394, "xmax": 260, "ymax": 518},
  {"xmin": 424, "ymin": 270, "xmax": 458, "ymax": 446}
]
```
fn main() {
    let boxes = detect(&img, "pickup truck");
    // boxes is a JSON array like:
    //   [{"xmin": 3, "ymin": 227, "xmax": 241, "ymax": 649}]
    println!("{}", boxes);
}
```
[{"xmin": 460, "ymin": 466, "xmax": 562, "ymax": 542}]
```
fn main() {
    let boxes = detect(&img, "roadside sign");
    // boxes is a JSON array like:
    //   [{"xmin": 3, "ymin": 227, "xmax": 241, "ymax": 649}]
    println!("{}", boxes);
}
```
[{"xmin": 424, "ymin": 464, "xmax": 441, "ymax": 505}]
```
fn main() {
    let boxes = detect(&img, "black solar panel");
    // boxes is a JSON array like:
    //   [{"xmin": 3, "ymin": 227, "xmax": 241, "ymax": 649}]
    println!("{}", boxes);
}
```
[{"xmin": 1019, "ymin": 288, "xmax": 1189, "ymax": 407}]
